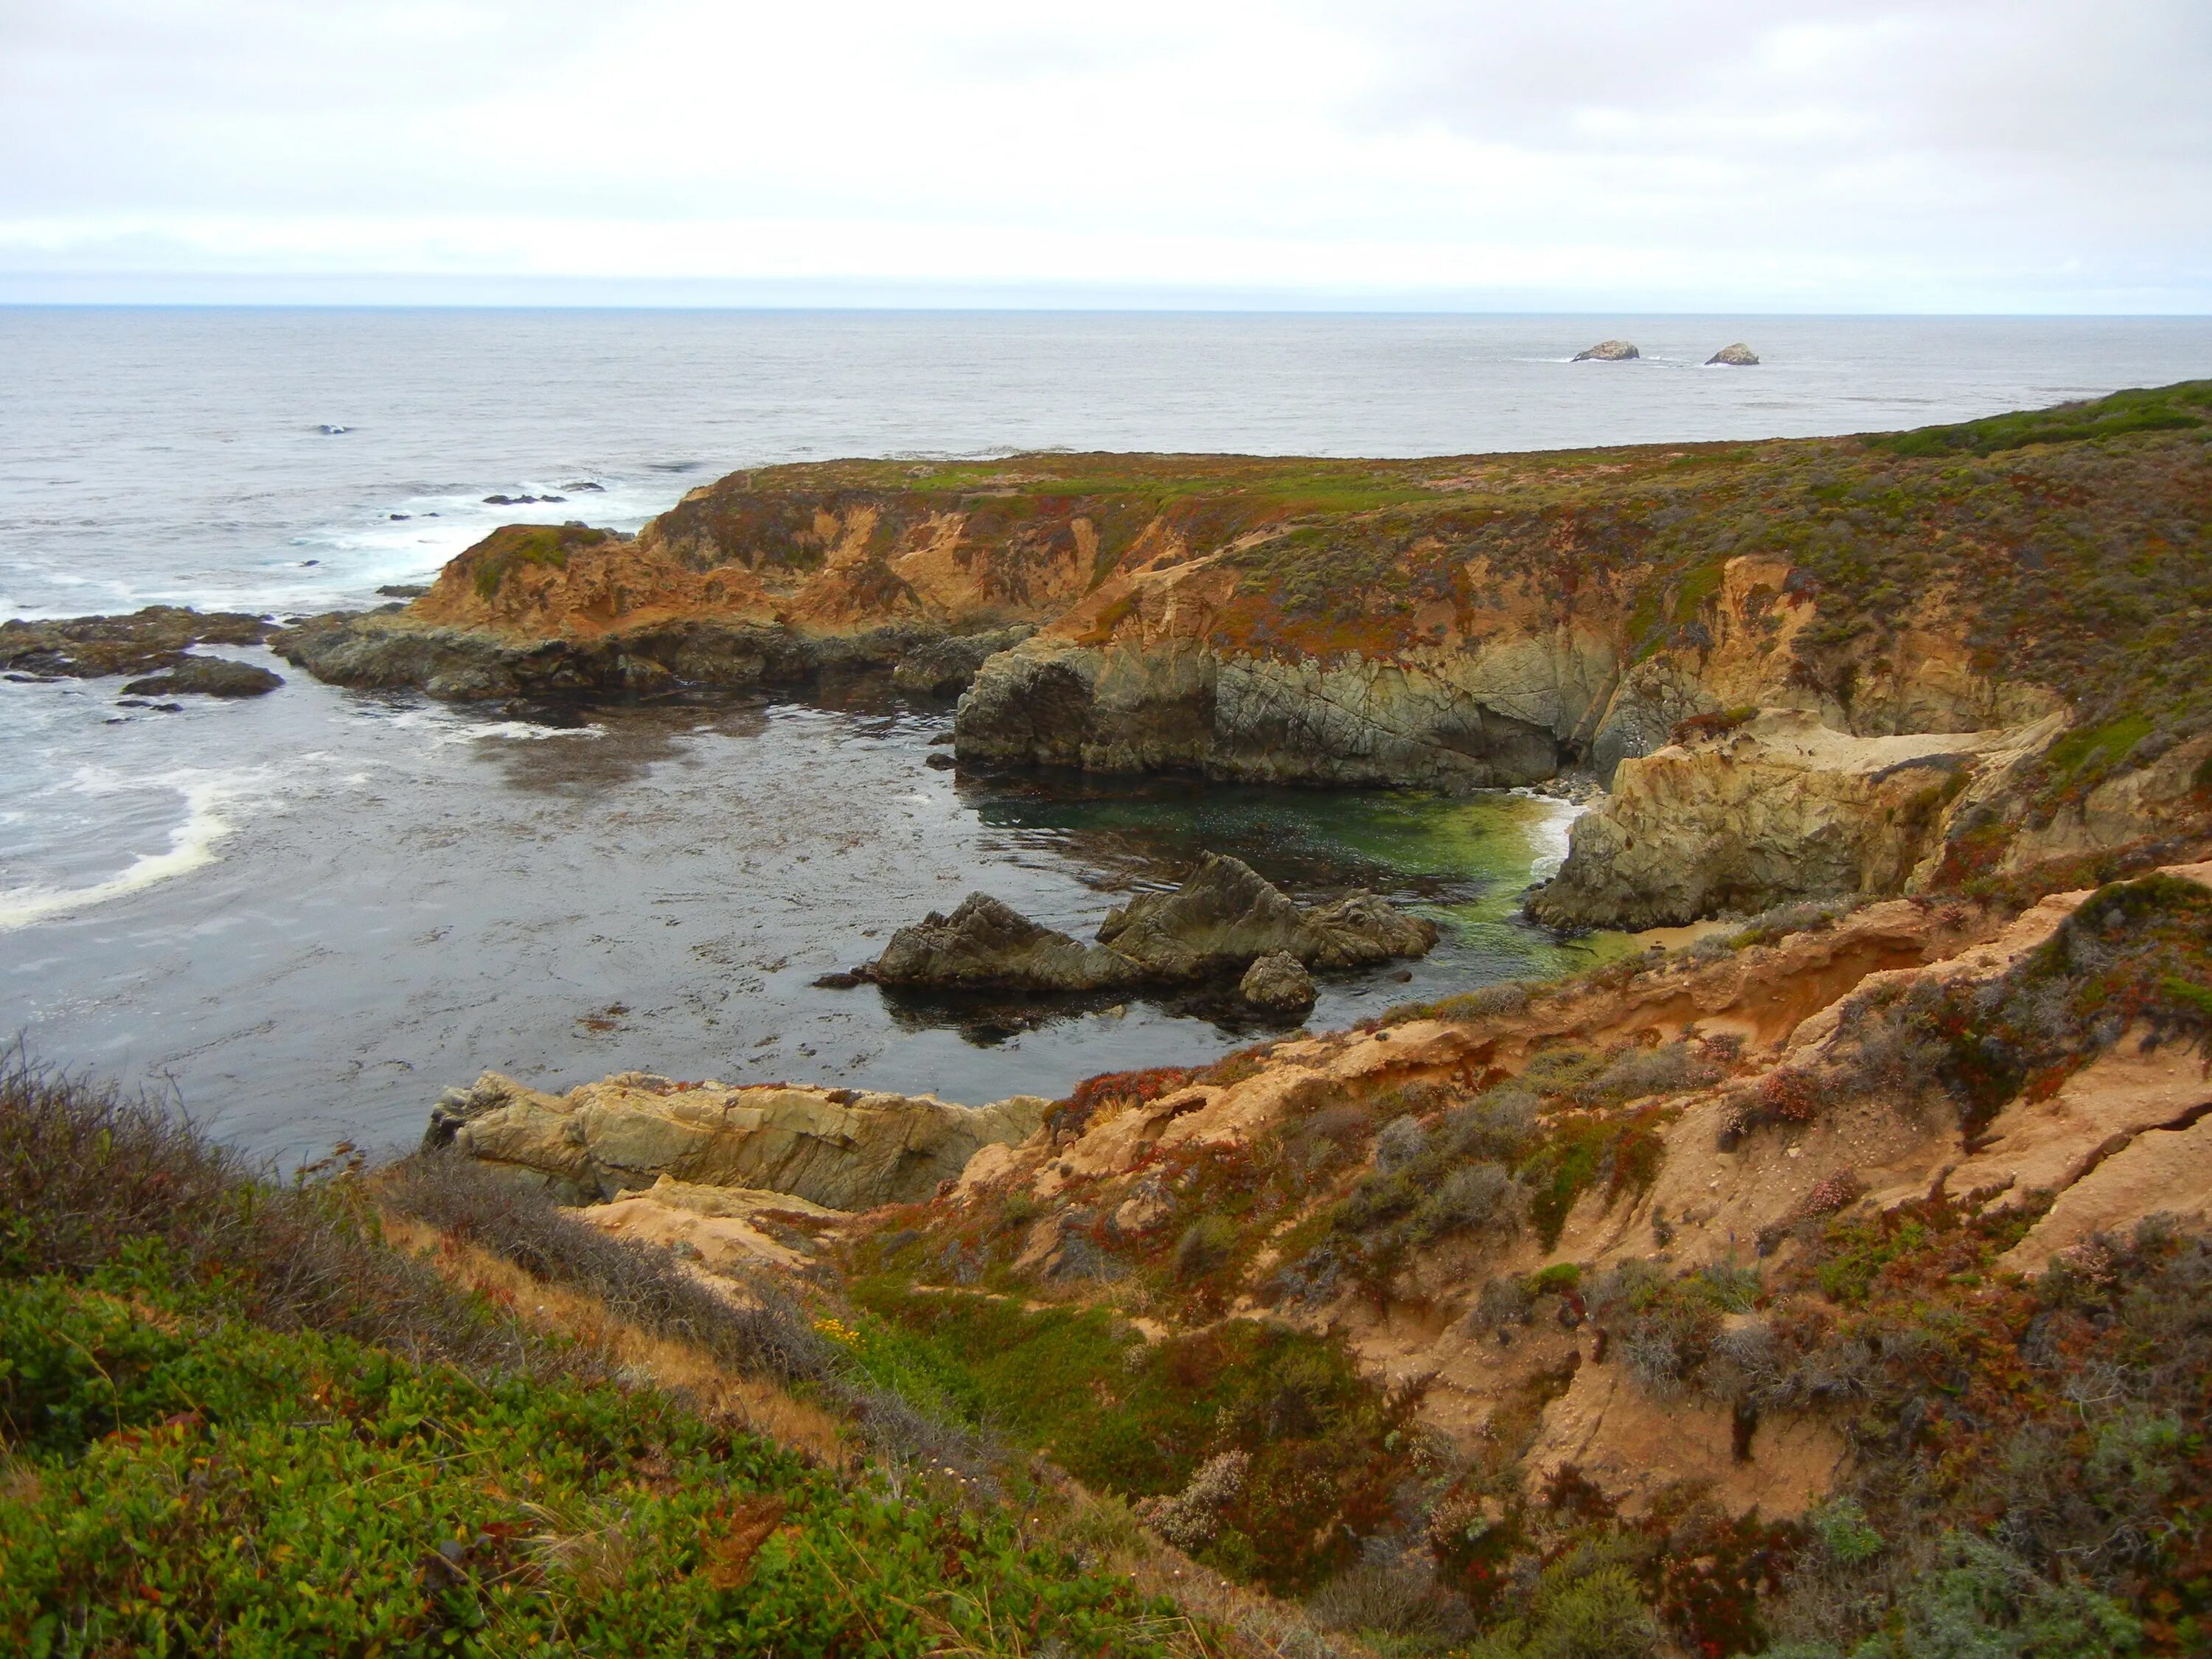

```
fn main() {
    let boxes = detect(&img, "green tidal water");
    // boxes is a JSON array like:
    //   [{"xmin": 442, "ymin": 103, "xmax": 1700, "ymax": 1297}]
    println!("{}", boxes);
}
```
[{"xmin": 961, "ymin": 771, "xmax": 1641, "ymax": 995}]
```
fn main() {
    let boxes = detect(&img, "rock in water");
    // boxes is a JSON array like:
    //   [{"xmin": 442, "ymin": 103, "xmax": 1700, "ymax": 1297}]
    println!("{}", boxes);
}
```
[
  {"xmin": 1239, "ymin": 951, "xmax": 1316, "ymax": 1016},
  {"xmin": 119, "ymin": 656, "xmax": 283, "ymax": 698},
  {"xmin": 872, "ymin": 892, "xmax": 1145, "ymax": 992},
  {"xmin": 1706, "ymin": 343, "xmax": 1760, "ymax": 366},
  {"xmin": 0, "ymin": 606, "xmax": 273, "ymax": 679},
  {"xmin": 1098, "ymin": 852, "xmax": 1438, "ymax": 978},
  {"xmin": 1573, "ymin": 340, "xmax": 1640, "ymax": 361}
]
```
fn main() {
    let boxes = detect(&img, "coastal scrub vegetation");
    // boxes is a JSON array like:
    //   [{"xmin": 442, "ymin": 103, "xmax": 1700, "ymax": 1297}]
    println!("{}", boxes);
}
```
[
  {"xmin": 612, "ymin": 382, "xmax": 2212, "ymax": 821},
  {"xmin": 460, "ymin": 523, "xmax": 613, "ymax": 600},
  {"xmin": 1721, "ymin": 872, "xmax": 2212, "ymax": 1147},
  {"xmin": 0, "ymin": 1057, "xmax": 1178, "ymax": 1657}
]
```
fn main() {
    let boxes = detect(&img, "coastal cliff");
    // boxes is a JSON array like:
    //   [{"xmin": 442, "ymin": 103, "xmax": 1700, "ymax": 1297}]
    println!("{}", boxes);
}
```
[
  {"xmin": 276, "ymin": 382, "xmax": 2212, "ymax": 925},
  {"xmin": 415, "ymin": 849, "xmax": 2212, "ymax": 1649}
]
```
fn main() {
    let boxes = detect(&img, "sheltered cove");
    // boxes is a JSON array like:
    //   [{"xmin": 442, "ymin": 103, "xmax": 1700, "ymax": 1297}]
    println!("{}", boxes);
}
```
[{"xmin": 14, "ymin": 383, "xmax": 2212, "ymax": 1655}]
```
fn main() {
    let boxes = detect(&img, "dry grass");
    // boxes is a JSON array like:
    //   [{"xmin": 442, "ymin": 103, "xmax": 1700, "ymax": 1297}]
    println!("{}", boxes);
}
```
[{"xmin": 378, "ymin": 1211, "xmax": 852, "ymax": 1466}]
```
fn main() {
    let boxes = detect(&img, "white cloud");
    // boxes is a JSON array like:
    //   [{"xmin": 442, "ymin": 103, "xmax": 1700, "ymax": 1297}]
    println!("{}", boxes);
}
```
[{"xmin": 0, "ymin": 0, "xmax": 2204, "ymax": 308}]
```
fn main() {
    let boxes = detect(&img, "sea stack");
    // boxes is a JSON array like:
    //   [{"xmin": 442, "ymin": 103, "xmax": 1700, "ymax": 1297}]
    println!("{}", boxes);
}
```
[
  {"xmin": 1706, "ymin": 343, "xmax": 1760, "ymax": 366},
  {"xmin": 1572, "ymin": 340, "xmax": 1639, "ymax": 361}
]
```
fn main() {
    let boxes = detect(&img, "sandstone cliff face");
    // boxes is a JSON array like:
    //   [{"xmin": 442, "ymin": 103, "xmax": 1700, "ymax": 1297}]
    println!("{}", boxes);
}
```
[
  {"xmin": 859, "ymin": 858, "xmax": 2212, "ymax": 1520},
  {"xmin": 1528, "ymin": 709, "xmax": 2069, "ymax": 929},
  {"xmin": 428, "ymin": 1070, "xmax": 1046, "ymax": 1209},
  {"xmin": 270, "ymin": 423, "xmax": 2206, "ymax": 915}
]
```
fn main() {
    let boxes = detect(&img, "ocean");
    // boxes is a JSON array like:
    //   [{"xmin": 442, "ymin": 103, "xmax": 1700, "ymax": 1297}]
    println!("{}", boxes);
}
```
[{"xmin": 5, "ymin": 307, "xmax": 2210, "ymax": 1161}]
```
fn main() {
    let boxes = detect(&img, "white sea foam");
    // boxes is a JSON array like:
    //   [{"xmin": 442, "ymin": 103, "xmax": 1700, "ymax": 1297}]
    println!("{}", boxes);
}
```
[
  {"xmin": 1520, "ymin": 792, "xmax": 1586, "ymax": 883},
  {"xmin": 0, "ymin": 773, "xmax": 251, "ymax": 930},
  {"xmin": 381, "ymin": 708, "xmax": 604, "ymax": 745}
]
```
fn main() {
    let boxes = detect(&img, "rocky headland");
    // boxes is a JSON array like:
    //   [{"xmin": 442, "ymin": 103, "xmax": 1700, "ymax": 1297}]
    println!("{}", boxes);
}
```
[
  {"xmin": 262, "ymin": 380, "xmax": 2212, "ymax": 933},
  {"xmin": 415, "ymin": 844, "xmax": 2212, "ymax": 1649},
  {"xmin": 17, "ymin": 383, "xmax": 2212, "ymax": 1657}
]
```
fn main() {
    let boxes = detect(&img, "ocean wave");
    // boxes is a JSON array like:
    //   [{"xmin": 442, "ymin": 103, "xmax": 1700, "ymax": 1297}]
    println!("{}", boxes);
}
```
[{"xmin": 0, "ymin": 773, "xmax": 249, "ymax": 931}]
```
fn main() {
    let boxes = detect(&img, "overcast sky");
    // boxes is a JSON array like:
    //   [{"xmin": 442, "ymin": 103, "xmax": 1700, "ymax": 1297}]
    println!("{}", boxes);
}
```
[{"xmin": 1, "ymin": 0, "xmax": 2206, "ymax": 310}]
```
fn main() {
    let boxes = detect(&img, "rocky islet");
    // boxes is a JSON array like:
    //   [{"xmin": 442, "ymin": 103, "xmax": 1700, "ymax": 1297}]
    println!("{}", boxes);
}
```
[{"xmin": 861, "ymin": 852, "xmax": 1436, "ymax": 1007}]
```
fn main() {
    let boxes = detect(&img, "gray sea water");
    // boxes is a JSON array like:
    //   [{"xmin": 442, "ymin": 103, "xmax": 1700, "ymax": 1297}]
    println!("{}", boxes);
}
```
[{"xmin": 5, "ymin": 308, "xmax": 2210, "ymax": 1160}]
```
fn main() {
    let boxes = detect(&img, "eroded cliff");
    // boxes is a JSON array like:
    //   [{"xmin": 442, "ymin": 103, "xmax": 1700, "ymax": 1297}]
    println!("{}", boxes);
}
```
[{"xmin": 275, "ymin": 384, "xmax": 2212, "ymax": 924}]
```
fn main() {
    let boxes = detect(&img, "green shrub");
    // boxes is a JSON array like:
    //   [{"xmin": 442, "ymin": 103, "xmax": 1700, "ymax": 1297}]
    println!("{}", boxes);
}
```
[
  {"xmin": 0, "ymin": 1063, "xmax": 1174, "ymax": 1658},
  {"xmin": 0, "ymin": 1261, "xmax": 1166, "ymax": 1658},
  {"xmin": 844, "ymin": 1281, "xmax": 1416, "ymax": 1594}
]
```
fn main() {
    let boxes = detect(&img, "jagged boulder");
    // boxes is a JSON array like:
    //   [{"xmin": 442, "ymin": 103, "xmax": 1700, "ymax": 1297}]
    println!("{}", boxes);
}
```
[
  {"xmin": 1573, "ymin": 340, "xmax": 1639, "ymax": 361},
  {"xmin": 869, "ymin": 855, "xmax": 1436, "ymax": 994},
  {"xmin": 1239, "ymin": 951, "xmax": 1316, "ymax": 1016},
  {"xmin": 425, "ymin": 1070, "xmax": 1047, "ymax": 1207},
  {"xmin": 1098, "ymin": 852, "xmax": 1437, "ymax": 979},
  {"xmin": 872, "ymin": 892, "xmax": 1145, "ymax": 992}
]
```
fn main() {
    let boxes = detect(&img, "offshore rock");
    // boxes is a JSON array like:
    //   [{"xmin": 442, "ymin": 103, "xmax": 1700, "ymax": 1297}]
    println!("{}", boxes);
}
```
[
  {"xmin": 1706, "ymin": 343, "xmax": 1760, "ymax": 366},
  {"xmin": 872, "ymin": 893, "xmax": 1145, "ymax": 992},
  {"xmin": 0, "ymin": 606, "xmax": 273, "ymax": 679},
  {"xmin": 425, "ymin": 1070, "xmax": 1047, "ymax": 1208},
  {"xmin": 1239, "ymin": 950, "xmax": 1317, "ymax": 1016},
  {"xmin": 1098, "ymin": 852, "xmax": 1437, "ymax": 979},
  {"xmin": 870, "ymin": 857, "xmax": 1435, "ymax": 992},
  {"xmin": 121, "ymin": 656, "xmax": 283, "ymax": 698},
  {"xmin": 1573, "ymin": 340, "xmax": 1640, "ymax": 361}
]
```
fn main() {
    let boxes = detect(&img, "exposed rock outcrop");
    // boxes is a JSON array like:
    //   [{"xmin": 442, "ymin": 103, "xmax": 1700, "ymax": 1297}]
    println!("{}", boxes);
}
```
[
  {"xmin": 954, "ymin": 634, "xmax": 1599, "ymax": 787},
  {"xmin": 1530, "ymin": 709, "xmax": 2067, "ymax": 929},
  {"xmin": 888, "ymin": 624, "xmax": 1034, "ymax": 697},
  {"xmin": 120, "ymin": 656, "xmax": 283, "ymax": 698},
  {"xmin": 425, "ymin": 1069, "xmax": 1046, "ymax": 1208},
  {"xmin": 867, "ymin": 855, "xmax": 1436, "ymax": 992},
  {"xmin": 1238, "ymin": 951, "xmax": 1316, "ymax": 1016},
  {"xmin": 1573, "ymin": 340, "xmax": 1640, "ymax": 361},
  {"xmin": 871, "ymin": 894, "xmax": 1144, "ymax": 992},
  {"xmin": 1099, "ymin": 853, "xmax": 1438, "ymax": 978},
  {"xmin": 1, "ymin": 607, "xmax": 273, "ymax": 679},
  {"xmin": 1705, "ymin": 343, "xmax": 1760, "ymax": 366}
]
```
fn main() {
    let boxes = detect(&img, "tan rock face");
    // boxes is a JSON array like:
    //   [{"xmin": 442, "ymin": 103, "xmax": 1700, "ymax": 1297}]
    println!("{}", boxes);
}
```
[
  {"xmin": 1523, "ymin": 1362, "xmax": 1843, "ymax": 1520},
  {"xmin": 575, "ymin": 1176, "xmax": 846, "ymax": 1273},
  {"xmin": 1531, "ymin": 708, "xmax": 2067, "ymax": 929},
  {"xmin": 438, "ymin": 1071, "xmax": 1047, "ymax": 1209}
]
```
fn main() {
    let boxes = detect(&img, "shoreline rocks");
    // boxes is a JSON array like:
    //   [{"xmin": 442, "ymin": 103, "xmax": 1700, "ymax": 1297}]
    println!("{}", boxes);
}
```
[
  {"xmin": 952, "ymin": 637, "xmax": 1581, "ymax": 789},
  {"xmin": 425, "ymin": 1069, "xmax": 1047, "ymax": 1208},
  {"xmin": 121, "ymin": 656, "xmax": 283, "ymax": 698},
  {"xmin": 871, "ymin": 893, "xmax": 1145, "ymax": 992},
  {"xmin": 274, "ymin": 610, "xmax": 1027, "ymax": 703},
  {"xmin": 1099, "ymin": 852, "xmax": 1438, "ymax": 977},
  {"xmin": 1706, "ymin": 343, "xmax": 1760, "ymax": 366},
  {"xmin": 1, "ymin": 606, "xmax": 274, "ymax": 680},
  {"xmin": 867, "ymin": 853, "xmax": 1437, "ymax": 995},
  {"xmin": 1238, "ymin": 950, "xmax": 1316, "ymax": 1016},
  {"xmin": 1528, "ymin": 708, "xmax": 2066, "ymax": 930},
  {"xmin": 1573, "ymin": 340, "xmax": 1640, "ymax": 361},
  {"xmin": 888, "ymin": 624, "xmax": 1036, "ymax": 698}
]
